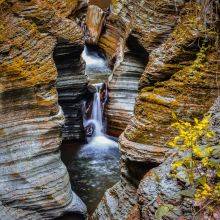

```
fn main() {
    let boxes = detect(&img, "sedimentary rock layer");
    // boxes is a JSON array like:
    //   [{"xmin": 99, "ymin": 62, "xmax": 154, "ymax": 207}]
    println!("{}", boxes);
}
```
[
  {"xmin": 131, "ymin": 0, "xmax": 186, "ymax": 52},
  {"xmin": 86, "ymin": 0, "xmax": 134, "ymax": 64},
  {"xmin": 54, "ymin": 42, "xmax": 87, "ymax": 141},
  {"xmin": 0, "ymin": 1, "xmax": 86, "ymax": 219},
  {"xmin": 92, "ymin": 1, "xmax": 219, "ymax": 219},
  {"xmin": 106, "ymin": 51, "xmax": 147, "ymax": 137},
  {"xmin": 85, "ymin": 5, "xmax": 106, "ymax": 44}
]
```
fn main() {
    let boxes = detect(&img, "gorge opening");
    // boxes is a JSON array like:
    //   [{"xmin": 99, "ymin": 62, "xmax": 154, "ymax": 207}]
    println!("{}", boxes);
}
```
[
  {"xmin": 53, "ymin": 34, "xmax": 149, "ymax": 216},
  {"xmin": 60, "ymin": 45, "xmax": 120, "ymax": 214},
  {"xmin": 53, "ymin": 32, "xmax": 149, "ymax": 218}
]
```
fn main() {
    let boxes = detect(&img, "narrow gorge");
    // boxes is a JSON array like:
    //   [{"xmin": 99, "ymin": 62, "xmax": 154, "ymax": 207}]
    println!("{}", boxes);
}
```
[{"xmin": 0, "ymin": 0, "xmax": 219, "ymax": 220}]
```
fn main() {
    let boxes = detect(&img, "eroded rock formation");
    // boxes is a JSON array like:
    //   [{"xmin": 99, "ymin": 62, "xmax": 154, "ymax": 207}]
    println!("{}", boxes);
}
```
[
  {"xmin": 85, "ymin": 0, "xmax": 133, "ymax": 64},
  {"xmin": 86, "ymin": 5, "xmax": 106, "ymax": 44},
  {"xmin": 137, "ymin": 97, "xmax": 220, "ymax": 220},
  {"xmin": 106, "ymin": 46, "xmax": 148, "ymax": 137},
  {"xmin": 54, "ymin": 42, "xmax": 87, "ymax": 141},
  {"xmin": 0, "ymin": 0, "xmax": 86, "ymax": 218},
  {"xmin": 90, "ymin": 0, "xmax": 219, "ymax": 219}
]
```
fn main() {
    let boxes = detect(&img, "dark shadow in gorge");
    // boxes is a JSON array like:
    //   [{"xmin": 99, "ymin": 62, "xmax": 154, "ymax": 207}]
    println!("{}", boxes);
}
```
[
  {"xmin": 53, "ymin": 40, "xmax": 88, "ymax": 142},
  {"xmin": 126, "ymin": 34, "xmax": 149, "ymax": 60},
  {"xmin": 124, "ymin": 159, "xmax": 159, "ymax": 187},
  {"xmin": 54, "ymin": 212, "xmax": 85, "ymax": 220}
]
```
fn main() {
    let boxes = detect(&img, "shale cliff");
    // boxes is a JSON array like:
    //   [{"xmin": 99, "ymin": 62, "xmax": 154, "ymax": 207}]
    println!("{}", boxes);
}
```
[
  {"xmin": 54, "ymin": 42, "xmax": 87, "ymax": 141},
  {"xmin": 87, "ymin": 0, "xmax": 219, "ymax": 219},
  {"xmin": 0, "ymin": 0, "xmax": 87, "ymax": 219},
  {"xmin": 106, "ymin": 47, "xmax": 148, "ymax": 137}
]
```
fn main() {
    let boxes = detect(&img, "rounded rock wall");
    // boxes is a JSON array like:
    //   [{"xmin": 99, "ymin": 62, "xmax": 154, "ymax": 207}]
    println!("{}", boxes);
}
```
[{"xmin": 0, "ymin": 0, "xmax": 87, "ymax": 219}]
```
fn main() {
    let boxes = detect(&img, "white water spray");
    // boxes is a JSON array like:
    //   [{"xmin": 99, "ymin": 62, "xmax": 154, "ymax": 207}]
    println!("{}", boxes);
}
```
[
  {"xmin": 82, "ymin": 46, "xmax": 110, "ymax": 74},
  {"xmin": 83, "ymin": 83, "xmax": 117, "ymax": 149},
  {"xmin": 91, "ymin": 83, "xmax": 103, "ymax": 134},
  {"xmin": 84, "ymin": 83, "xmax": 104, "ymax": 136}
]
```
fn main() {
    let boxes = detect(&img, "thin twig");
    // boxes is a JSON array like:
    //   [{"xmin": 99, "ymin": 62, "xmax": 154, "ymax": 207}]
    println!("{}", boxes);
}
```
[{"xmin": 192, "ymin": 200, "xmax": 214, "ymax": 219}]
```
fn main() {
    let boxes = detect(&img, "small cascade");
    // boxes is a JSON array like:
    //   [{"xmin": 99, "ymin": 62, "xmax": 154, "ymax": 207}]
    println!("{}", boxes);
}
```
[
  {"xmin": 83, "ymin": 83, "xmax": 117, "ymax": 148},
  {"xmin": 90, "ymin": 83, "xmax": 104, "ymax": 135},
  {"xmin": 82, "ymin": 47, "xmax": 107, "ymax": 72},
  {"xmin": 82, "ymin": 46, "xmax": 111, "ymax": 84}
]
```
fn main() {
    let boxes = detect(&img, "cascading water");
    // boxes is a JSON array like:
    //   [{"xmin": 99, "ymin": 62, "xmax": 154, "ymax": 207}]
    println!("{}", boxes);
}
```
[
  {"xmin": 85, "ymin": 83, "xmax": 104, "ymax": 136},
  {"xmin": 81, "ymin": 45, "xmax": 111, "ymax": 84},
  {"xmin": 84, "ymin": 83, "xmax": 117, "ymax": 148},
  {"xmin": 82, "ymin": 47, "xmax": 108, "ymax": 72},
  {"xmin": 61, "ymin": 46, "xmax": 120, "ymax": 215}
]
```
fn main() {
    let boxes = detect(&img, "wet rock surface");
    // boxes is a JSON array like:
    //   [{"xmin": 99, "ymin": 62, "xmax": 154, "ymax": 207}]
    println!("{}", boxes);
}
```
[
  {"xmin": 92, "ymin": 180, "xmax": 138, "ymax": 220},
  {"xmin": 85, "ymin": 5, "xmax": 106, "ymax": 44}
]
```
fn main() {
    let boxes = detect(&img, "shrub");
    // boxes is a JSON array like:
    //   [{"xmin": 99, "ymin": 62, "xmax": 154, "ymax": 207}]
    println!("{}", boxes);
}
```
[{"xmin": 168, "ymin": 115, "xmax": 220, "ymax": 217}]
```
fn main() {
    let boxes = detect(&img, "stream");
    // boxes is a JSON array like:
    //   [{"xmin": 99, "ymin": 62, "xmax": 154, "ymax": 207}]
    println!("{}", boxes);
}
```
[{"xmin": 61, "ymin": 46, "xmax": 120, "ymax": 215}]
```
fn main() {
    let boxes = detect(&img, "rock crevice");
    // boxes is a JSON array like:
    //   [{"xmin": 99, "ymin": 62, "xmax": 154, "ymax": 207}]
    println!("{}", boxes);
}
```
[{"xmin": 54, "ymin": 42, "xmax": 87, "ymax": 141}]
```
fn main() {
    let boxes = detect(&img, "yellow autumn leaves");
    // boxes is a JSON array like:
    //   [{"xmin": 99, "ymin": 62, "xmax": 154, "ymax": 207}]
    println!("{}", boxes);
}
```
[{"xmin": 168, "ymin": 114, "xmax": 220, "ymax": 212}]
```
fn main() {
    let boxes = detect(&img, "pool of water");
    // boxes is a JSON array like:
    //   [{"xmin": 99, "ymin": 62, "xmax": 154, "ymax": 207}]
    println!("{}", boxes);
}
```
[{"xmin": 61, "ymin": 135, "xmax": 120, "ymax": 215}]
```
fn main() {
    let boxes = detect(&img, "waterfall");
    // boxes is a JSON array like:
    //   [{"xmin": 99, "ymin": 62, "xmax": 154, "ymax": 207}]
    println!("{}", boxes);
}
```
[
  {"xmin": 82, "ymin": 46, "xmax": 110, "ymax": 74},
  {"xmin": 81, "ymin": 45, "xmax": 117, "ymax": 148},
  {"xmin": 83, "ymin": 83, "xmax": 118, "ymax": 149},
  {"xmin": 82, "ymin": 47, "xmax": 106, "ymax": 69},
  {"xmin": 84, "ymin": 83, "xmax": 105, "ymax": 136},
  {"xmin": 91, "ymin": 83, "xmax": 104, "ymax": 134}
]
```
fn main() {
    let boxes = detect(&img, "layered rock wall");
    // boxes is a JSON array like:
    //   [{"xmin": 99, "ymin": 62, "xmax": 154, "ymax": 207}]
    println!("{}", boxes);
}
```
[
  {"xmin": 91, "ymin": 0, "xmax": 219, "ymax": 219},
  {"xmin": 0, "ymin": 0, "xmax": 86, "ymax": 218},
  {"xmin": 85, "ymin": 0, "xmax": 134, "ymax": 64},
  {"xmin": 54, "ymin": 42, "xmax": 87, "ymax": 141},
  {"xmin": 85, "ymin": 5, "xmax": 106, "ymax": 44},
  {"xmin": 106, "ymin": 50, "xmax": 147, "ymax": 137}
]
